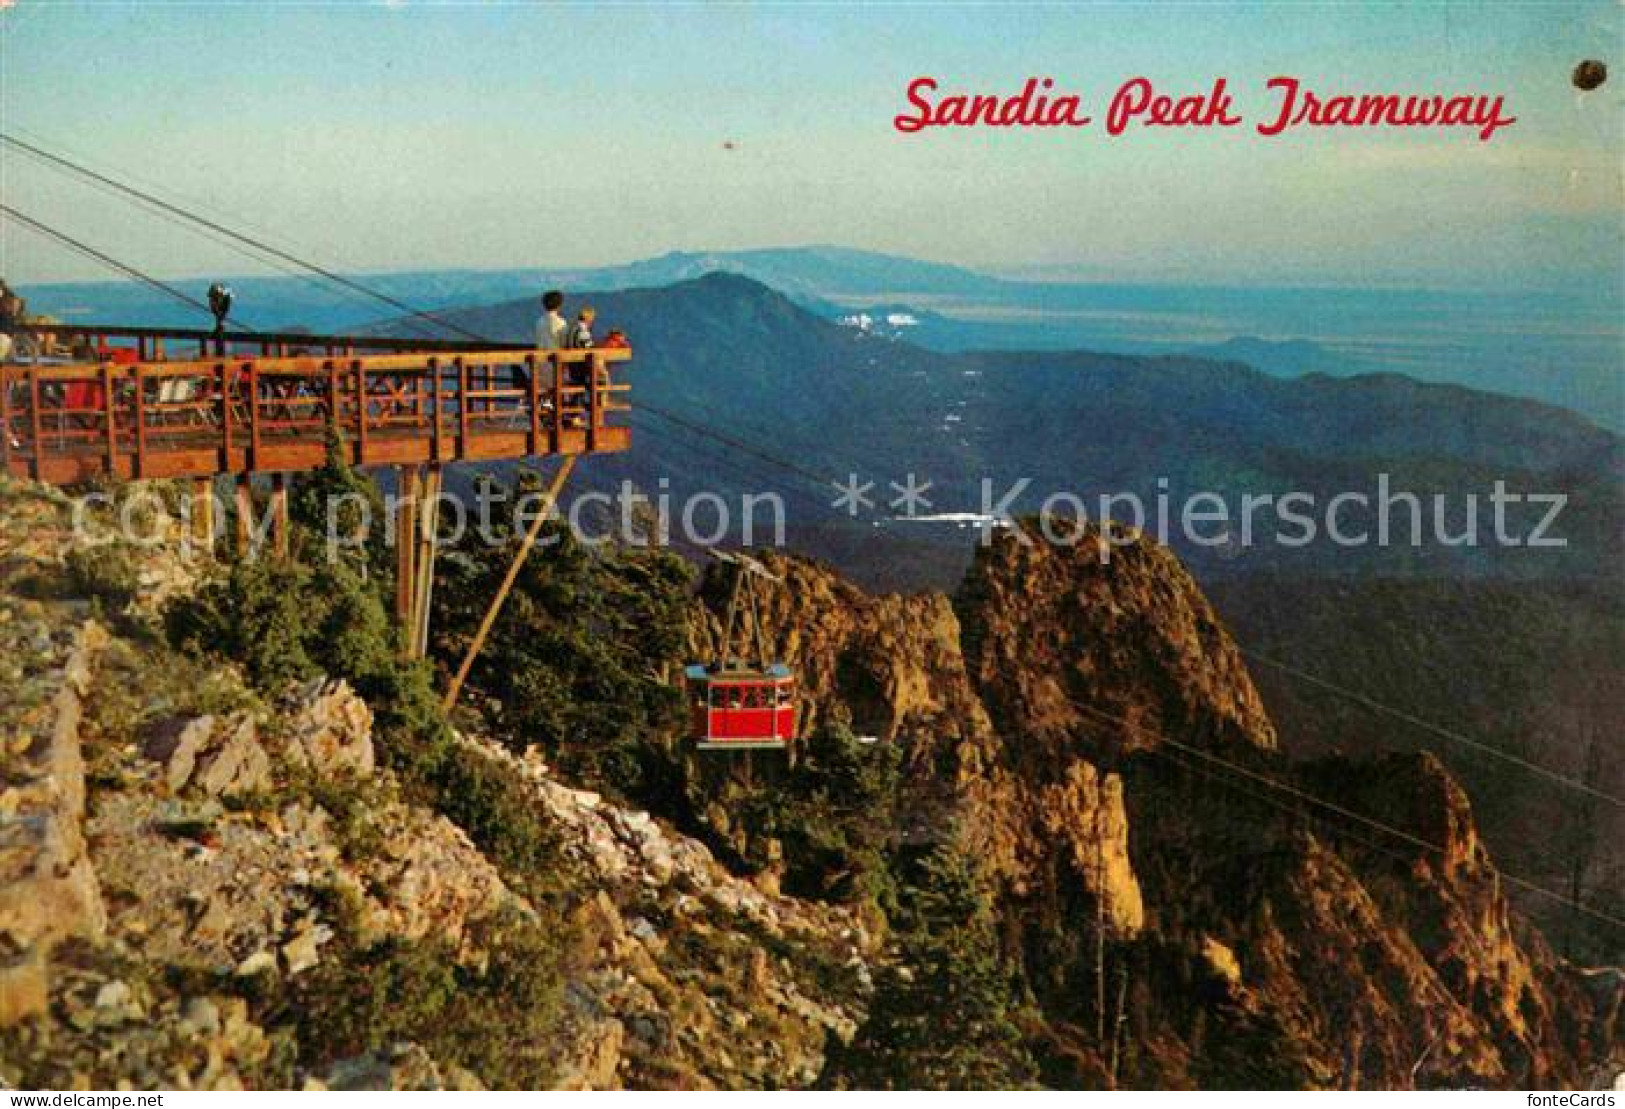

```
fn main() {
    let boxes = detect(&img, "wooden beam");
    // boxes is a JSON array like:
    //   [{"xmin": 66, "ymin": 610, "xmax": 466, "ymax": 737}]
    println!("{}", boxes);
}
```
[
  {"xmin": 526, "ymin": 354, "xmax": 541, "ymax": 457},
  {"xmin": 0, "ymin": 362, "xmax": 12, "ymax": 474},
  {"xmin": 353, "ymin": 360, "xmax": 368, "ymax": 463},
  {"xmin": 131, "ymin": 364, "xmax": 147, "ymax": 479},
  {"xmin": 411, "ymin": 466, "xmax": 443, "ymax": 659},
  {"xmin": 248, "ymin": 364, "xmax": 262, "ymax": 470},
  {"xmin": 13, "ymin": 320, "xmax": 537, "ymax": 356},
  {"xmin": 441, "ymin": 456, "xmax": 577, "ymax": 713},
  {"xmin": 551, "ymin": 355, "xmax": 564, "ymax": 453},
  {"xmin": 270, "ymin": 473, "xmax": 290, "ymax": 560},
  {"xmin": 219, "ymin": 364, "xmax": 233, "ymax": 473},
  {"xmin": 234, "ymin": 474, "xmax": 253, "ymax": 558},
  {"xmin": 102, "ymin": 360, "xmax": 118, "ymax": 474},
  {"xmin": 430, "ymin": 358, "xmax": 444, "ymax": 462},
  {"xmin": 457, "ymin": 358, "xmax": 470, "ymax": 452},
  {"xmin": 28, "ymin": 368, "xmax": 42, "ymax": 480},
  {"xmin": 586, "ymin": 353, "xmax": 600, "ymax": 452},
  {"xmin": 395, "ymin": 466, "xmax": 419, "ymax": 628}
]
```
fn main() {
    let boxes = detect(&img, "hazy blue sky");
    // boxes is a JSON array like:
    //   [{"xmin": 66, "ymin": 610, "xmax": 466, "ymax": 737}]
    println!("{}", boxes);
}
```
[{"xmin": 1, "ymin": 1, "xmax": 1619, "ymax": 287}]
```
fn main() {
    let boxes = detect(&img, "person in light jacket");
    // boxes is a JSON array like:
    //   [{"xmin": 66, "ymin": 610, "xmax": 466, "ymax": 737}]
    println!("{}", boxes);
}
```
[
  {"xmin": 511, "ymin": 287, "xmax": 569, "ymax": 405},
  {"xmin": 535, "ymin": 289, "xmax": 567, "ymax": 350}
]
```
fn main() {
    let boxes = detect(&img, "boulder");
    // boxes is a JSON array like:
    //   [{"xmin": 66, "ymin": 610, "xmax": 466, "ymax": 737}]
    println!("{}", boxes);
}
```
[
  {"xmin": 1200, "ymin": 935, "xmax": 1244, "ymax": 988},
  {"xmin": 144, "ymin": 716, "xmax": 216, "ymax": 791},
  {"xmin": 0, "ymin": 620, "xmax": 107, "ymax": 1027},
  {"xmin": 551, "ymin": 1014, "xmax": 625, "ymax": 1090},
  {"xmin": 281, "ymin": 922, "xmax": 332, "ymax": 977},
  {"xmin": 324, "ymin": 1044, "xmax": 453, "ymax": 1091},
  {"xmin": 145, "ymin": 714, "xmax": 271, "ymax": 798},
  {"xmin": 0, "ymin": 945, "xmax": 48, "ymax": 1027},
  {"xmin": 284, "ymin": 678, "xmax": 375, "ymax": 780},
  {"xmin": 1037, "ymin": 762, "xmax": 1144, "ymax": 937},
  {"xmin": 192, "ymin": 717, "xmax": 272, "ymax": 798}
]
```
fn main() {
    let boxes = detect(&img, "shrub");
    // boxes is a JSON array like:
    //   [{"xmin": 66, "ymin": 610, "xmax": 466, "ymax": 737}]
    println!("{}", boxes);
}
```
[
  {"xmin": 430, "ymin": 488, "xmax": 692, "ymax": 801},
  {"xmin": 63, "ymin": 544, "xmax": 140, "ymax": 609},
  {"xmin": 824, "ymin": 846, "xmax": 1038, "ymax": 1090},
  {"xmin": 289, "ymin": 903, "xmax": 568, "ymax": 1089},
  {"xmin": 715, "ymin": 725, "xmax": 903, "ymax": 907}
]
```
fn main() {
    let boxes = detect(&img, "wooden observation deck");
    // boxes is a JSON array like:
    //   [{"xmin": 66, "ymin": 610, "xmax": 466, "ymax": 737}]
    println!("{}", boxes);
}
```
[
  {"xmin": 1, "ymin": 323, "xmax": 631, "ymax": 484},
  {"xmin": 2, "ymin": 322, "xmax": 633, "ymax": 662}
]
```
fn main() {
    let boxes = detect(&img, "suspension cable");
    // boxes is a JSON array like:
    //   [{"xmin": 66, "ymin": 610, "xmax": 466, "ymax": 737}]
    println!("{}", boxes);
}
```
[
  {"xmin": 1240, "ymin": 647, "xmax": 1622, "ymax": 809},
  {"xmin": 7, "ymin": 129, "xmax": 1614, "ymax": 818},
  {"xmin": 0, "ymin": 202, "xmax": 255, "ymax": 330},
  {"xmin": 1, "ymin": 131, "xmax": 479, "ymax": 343},
  {"xmin": 1069, "ymin": 698, "xmax": 1625, "ymax": 933}
]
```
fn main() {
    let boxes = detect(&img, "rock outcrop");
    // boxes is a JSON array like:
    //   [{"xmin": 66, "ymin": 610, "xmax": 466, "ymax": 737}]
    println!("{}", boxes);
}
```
[
  {"xmin": 280, "ymin": 679, "xmax": 375, "ymax": 780},
  {"xmin": 692, "ymin": 524, "xmax": 1618, "ymax": 1088},
  {"xmin": 463, "ymin": 736, "xmax": 873, "ymax": 1088},
  {"xmin": 0, "ymin": 617, "xmax": 108, "ymax": 1026},
  {"xmin": 2, "ymin": 478, "xmax": 1617, "ymax": 1089},
  {"xmin": 957, "ymin": 521, "xmax": 1277, "ymax": 761},
  {"xmin": 0, "ymin": 481, "xmax": 872, "ymax": 1090}
]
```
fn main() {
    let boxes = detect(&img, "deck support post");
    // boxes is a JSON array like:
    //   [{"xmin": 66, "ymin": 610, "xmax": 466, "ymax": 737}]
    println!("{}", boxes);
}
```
[
  {"xmin": 409, "ymin": 465, "xmax": 443, "ymax": 660},
  {"xmin": 234, "ymin": 474, "xmax": 253, "ymax": 559},
  {"xmin": 1, "ymin": 367, "xmax": 13, "ymax": 475},
  {"xmin": 441, "ymin": 455, "xmax": 577, "ymax": 713},
  {"xmin": 191, "ymin": 477, "xmax": 216, "ymax": 555},
  {"xmin": 270, "ymin": 474, "xmax": 290, "ymax": 561},
  {"xmin": 395, "ymin": 466, "xmax": 420, "ymax": 630}
]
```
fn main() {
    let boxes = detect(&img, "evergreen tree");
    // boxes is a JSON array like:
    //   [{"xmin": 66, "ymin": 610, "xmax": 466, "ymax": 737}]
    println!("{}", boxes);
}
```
[
  {"xmin": 829, "ymin": 846, "xmax": 1038, "ymax": 1090},
  {"xmin": 430, "ymin": 473, "xmax": 692, "ymax": 800}
]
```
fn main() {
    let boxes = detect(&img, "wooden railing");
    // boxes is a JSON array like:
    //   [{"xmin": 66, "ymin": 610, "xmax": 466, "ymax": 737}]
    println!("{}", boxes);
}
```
[
  {"xmin": 14, "ymin": 321, "xmax": 534, "ymax": 359},
  {"xmin": 2, "ymin": 327, "xmax": 631, "ymax": 483}
]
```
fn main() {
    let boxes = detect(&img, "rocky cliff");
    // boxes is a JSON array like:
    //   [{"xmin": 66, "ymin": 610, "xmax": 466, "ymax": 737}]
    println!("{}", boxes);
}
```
[
  {"xmin": 2, "ymin": 482, "xmax": 1618, "ymax": 1089},
  {"xmin": 689, "ymin": 524, "xmax": 1620, "ymax": 1088},
  {"xmin": 0, "ymin": 480, "xmax": 871, "ymax": 1089}
]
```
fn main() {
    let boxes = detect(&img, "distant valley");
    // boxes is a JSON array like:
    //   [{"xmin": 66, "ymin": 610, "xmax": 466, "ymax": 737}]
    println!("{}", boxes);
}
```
[
  {"xmin": 19, "ymin": 244, "xmax": 1621, "ymax": 429},
  {"xmin": 393, "ymin": 273, "xmax": 1624, "ymax": 945},
  {"xmin": 11, "ymin": 257, "xmax": 1623, "ymax": 982},
  {"xmin": 383, "ymin": 272, "xmax": 1621, "ymax": 589}
]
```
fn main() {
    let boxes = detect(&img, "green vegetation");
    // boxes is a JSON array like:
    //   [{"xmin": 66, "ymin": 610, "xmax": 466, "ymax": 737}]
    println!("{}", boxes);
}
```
[
  {"xmin": 163, "ymin": 461, "xmax": 569, "ymax": 905},
  {"xmin": 430, "ymin": 472, "xmax": 692, "ymax": 799},
  {"xmin": 287, "ymin": 434, "xmax": 391, "ymax": 582},
  {"xmin": 287, "ymin": 902, "xmax": 568, "ymax": 1089},
  {"xmin": 63, "ymin": 544, "xmax": 140, "ymax": 610},
  {"xmin": 699, "ymin": 725, "xmax": 903, "ymax": 908},
  {"xmin": 158, "ymin": 461, "xmax": 1039, "ymax": 1087},
  {"xmin": 825, "ymin": 845, "xmax": 1038, "ymax": 1090}
]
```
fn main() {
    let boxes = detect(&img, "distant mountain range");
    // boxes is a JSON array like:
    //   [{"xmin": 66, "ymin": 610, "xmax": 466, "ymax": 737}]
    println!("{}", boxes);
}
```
[
  {"xmin": 23, "ymin": 262, "xmax": 1622, "ymax": 940},
  {"xmin": 20, "ymin": 244, "xmax": 1621, "ymax": 428},
  {"xmin": 376, "ymin": 271, "xmax": 1620, "ymax": 592},
  {"xmin": 393, "ymin": 272, "xmax": 1621, "ymax": 943}
]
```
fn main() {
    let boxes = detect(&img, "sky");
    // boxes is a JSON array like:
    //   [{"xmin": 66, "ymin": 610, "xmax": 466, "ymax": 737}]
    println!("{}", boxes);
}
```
[{"xmin": 0, "ymin": 0, "xmax": 1620, "ymax": 289}]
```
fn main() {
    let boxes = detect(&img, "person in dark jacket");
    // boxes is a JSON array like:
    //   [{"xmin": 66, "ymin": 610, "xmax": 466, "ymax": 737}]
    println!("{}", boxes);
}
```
[
  {"xmin": 0, "ymin": 280, "xmax": 25, "ymax": 363},
  {"xmin": 564, "ymin": 307, "xmax": 597, "ymax": 424}
]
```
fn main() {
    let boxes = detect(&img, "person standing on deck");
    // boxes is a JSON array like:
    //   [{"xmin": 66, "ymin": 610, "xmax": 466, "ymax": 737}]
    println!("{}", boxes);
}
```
[
  {"xmin": 0, "ymin": 280, "xmax": 25, "ymax": 363},
  {"xmin": 521, "ymin": 288, "xmax": 568, "ymax": 400},
  {"xmin": 564, "ymin": 306, "xmax": 595, "ymax": 351},
  {"xmin": 564, "ymin": 307, "xmax": 597, "ymax": 426},
  {"xmin": 535, "ymin": 289, "xmax": 568, "ymax": 351}
]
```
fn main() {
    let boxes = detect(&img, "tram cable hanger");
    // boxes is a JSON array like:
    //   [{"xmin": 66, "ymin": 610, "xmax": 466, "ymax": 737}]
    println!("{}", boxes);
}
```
[{"xmin": 686, "ymin": 550, "xmax": 799, "ymax": 751}]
